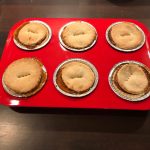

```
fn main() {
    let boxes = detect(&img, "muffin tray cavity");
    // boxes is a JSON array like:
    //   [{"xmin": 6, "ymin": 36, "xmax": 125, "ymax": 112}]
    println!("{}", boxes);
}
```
[{"xmin": 0, "ymin": 18, "xmax": 150, "ymax": 110}]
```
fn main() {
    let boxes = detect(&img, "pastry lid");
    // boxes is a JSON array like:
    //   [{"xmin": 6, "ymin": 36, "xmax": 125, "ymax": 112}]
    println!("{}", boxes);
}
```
[
  {"xmin": 59, "ymin": 21, "xmax": 98, "ymax": 52},
  {"xmin": 13, "ymin": 20, "xmax": 52, "ymax": 51},
  {"xmin": 109, "ymin": 60, "xmax": 150, "ymax": 101},
  {"xmin": 53, "ymin": 58, "xmax": 99, "ymax": 97},
  {"xmin": 2, "ymin": 60, "xmax": 47, "ymax": 98},
  {"xmin": 106, "ymin": 22, "xmax": 146, "ymax": 52}
]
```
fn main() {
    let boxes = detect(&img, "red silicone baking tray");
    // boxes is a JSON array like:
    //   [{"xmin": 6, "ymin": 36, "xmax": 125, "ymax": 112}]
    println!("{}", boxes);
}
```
[{"xmin": 0, "ymin": 18, "xmax": 150, "ymax": 110}]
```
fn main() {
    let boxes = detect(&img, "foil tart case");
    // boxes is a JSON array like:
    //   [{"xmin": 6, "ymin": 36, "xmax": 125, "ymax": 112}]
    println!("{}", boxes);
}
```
[
  {"xmin": 53, "ymin": 58, "xmax": 99, "ymax": 97},
  {"xmin": 13, "ymin": 20, "xmax": 52, "ymax": 51},
  {"xmin": 106, "ymin": 22, "xmax": 146, "ymax": 52},
  {"xmin": 59, "ymin": 21, "xmax": 98, "ymax": 52},
  {"xmin": 109, "ymin": 60, "xmax": 150, "ymax": 102}
]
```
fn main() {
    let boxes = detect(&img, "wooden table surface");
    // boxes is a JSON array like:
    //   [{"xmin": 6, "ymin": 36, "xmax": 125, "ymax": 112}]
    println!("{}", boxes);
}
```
[{"xmin": 0, "ymin": 0, "xmax": 150, "ymax": 150}]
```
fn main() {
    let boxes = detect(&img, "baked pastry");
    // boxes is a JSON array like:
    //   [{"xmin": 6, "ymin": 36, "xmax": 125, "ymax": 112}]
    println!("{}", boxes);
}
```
[
  {"xmin": 2, "ymin": 58, "xmax": 47, "ymax": 97},
  {"xmin": 61, "ymin": 21, "xmax": 97, "ymax": 50},
  {"xmin": 56, "ymin": 61, "xmax": 96, "ymax": 95},
  {"xmin": 110, "ymin": 62, "xmax": 150, "ymax": 101},
  {"xmin": 14, "ymin": 22, "xmax": 49, "ymax": 49},
  {"xmin": 116, "ymin": 64, "xmax": 149, "ymax": 94},
  {"xmin": 108, "ymin": 22, "xmax": 144, "ymax": 50}
]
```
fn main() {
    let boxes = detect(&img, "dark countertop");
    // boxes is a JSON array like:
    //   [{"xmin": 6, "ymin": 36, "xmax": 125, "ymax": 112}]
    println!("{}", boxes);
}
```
[{"xmin": 0, "ymin": 0, "xmax": 150, "ymax": 150}]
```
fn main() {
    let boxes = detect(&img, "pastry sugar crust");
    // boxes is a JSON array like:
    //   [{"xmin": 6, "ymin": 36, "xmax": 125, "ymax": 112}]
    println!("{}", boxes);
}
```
[
  {"xmin": 61, "ymin": 21, "xmax": 97, "ymax": 49},
  {"xmin": 116, "ymin": 63, "xmax": 149, "ymax": 94},
  {"xmin": 3, "ymin": 58, "xmax": 43, "ymax": 94},
  {"xmin": 61, "ymin": 61, "xmax": 95, "ymax": 93},
  {"xmin": 15, "ymin": 22, "xmax": 49, "ymax": 48},
  {"xmin": 109, "ymin": 22, "xmax": 144, "ymax": 50}
]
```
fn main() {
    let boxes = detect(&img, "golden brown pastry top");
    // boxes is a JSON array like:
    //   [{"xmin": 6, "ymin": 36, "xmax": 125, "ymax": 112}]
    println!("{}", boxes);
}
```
[
  {"xmin": 109, "ymin": 22, "xmax": 144, "ymax": 50},
  {"xmin": 61, "ymin": 61, "xmax": 95, "ymax": 92},
  {"xmin": 61, "ymin": 21, "xmax": 97, "ymax": 49},
  {"xmin": 3, "ymin": 58, "xmax": 42, "ymax": 94},
  {"xmin": 16, "ymin": 22, "xmax": 48, "ymax": 47},
  {"xmin": 116, "ymin": 63, "xmax": 149, "ymax": 94}
]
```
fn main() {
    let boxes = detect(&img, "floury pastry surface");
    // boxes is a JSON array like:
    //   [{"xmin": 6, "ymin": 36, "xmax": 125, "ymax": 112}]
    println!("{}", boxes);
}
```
[
  {"xmin": 3, "ymin": 58, "xmax": 45, "ymax": 95},
  {"xmin": 56, "ymin": 61, "xmax": 95, "ymax": 94},
  {"xmin": 15, "ymin": 22, "xmax": 49, "ymax": 48},
  {"xmin": 61, "ymin": 21, "xmax": 97, "ymax": 49},
  {"xmin": 109, "ymin": 22, "xmax": 144, "ymax": 50},
  {"xmin": 116, "ymin": 63, "xmax": 149, "ymax": 95},
  {"xmin": 61, "ymin": 61, "xmax": 95, "ymax": 93}
]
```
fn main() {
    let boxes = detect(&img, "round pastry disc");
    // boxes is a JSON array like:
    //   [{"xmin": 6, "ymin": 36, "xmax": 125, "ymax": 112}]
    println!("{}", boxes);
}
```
[
  {"xmin": 106, "ymin": 22, "xmax": 145, "ymax": 52},
  {"xmin": 109, "ymin": 60, "xmax": 150, "ymax": 101},
  {"xmin": 53, "ymin": 58, "xmax": 99, "ymax": 97},
  {"xmin": 13, "ymin": 20, "xmax": 52, "ymax": 51},
  {"xmin": 59, "ymin": 21, "xmax": 98, "ymax": 52},
  {"xmin": 2, "ymin": 61, "xmax": 47, "ymax": 98}
]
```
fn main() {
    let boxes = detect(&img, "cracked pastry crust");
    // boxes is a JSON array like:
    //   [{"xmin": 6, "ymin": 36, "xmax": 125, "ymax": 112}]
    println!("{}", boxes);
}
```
[
  {"xmin": 56, "ymin": 61, "xmax": 95, "ymax": 94},
  {"xmin": 3, "ymin": 58, "xmax": 43, "ymax": 94},
  {"xmin": 14, "ymin": 22, "xmax": 49, "ymax": 48},
  {"xmin": 109, "ymin": 22, "xmax": 144, "ymax": 50},
  {"xmin": 115, "ymin": 63, "xmax": 149, "ymax": 95},
  {"xmin": 61, "ymin": 21, "xmax": 97, "ymax": 49}
]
